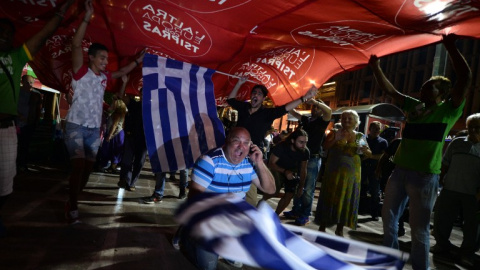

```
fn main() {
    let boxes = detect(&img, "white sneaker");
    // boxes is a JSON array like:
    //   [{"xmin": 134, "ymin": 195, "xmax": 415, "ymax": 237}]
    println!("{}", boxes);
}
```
[
  {"xmin": 172, "ymin": 236, "xmax": 180, "ymax": 250},
  {"xmin": 224, "ymin": 259, "xmax": 243, "ymax": 268},
  {"xmin": 64, "ymin": 201, "xmax": 81, "ymax": 224}
]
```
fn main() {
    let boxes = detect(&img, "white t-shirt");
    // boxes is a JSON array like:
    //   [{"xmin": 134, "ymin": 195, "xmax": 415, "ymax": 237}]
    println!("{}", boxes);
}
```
[{"xmin": 66, "ymin": 65, "xmax": 111, "ymax": 128}]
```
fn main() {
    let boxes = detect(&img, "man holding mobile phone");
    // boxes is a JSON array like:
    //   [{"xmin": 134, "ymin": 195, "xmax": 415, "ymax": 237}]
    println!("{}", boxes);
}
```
[{"xmin": 178, "ymin": 127, "xmax": 275, "ymax": 269}]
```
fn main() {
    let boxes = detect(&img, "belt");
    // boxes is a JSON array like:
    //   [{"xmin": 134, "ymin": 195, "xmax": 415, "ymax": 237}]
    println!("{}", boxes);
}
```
[{"xmin": 0, "ymin": 118, "xmax": 15, "ymax": 129}]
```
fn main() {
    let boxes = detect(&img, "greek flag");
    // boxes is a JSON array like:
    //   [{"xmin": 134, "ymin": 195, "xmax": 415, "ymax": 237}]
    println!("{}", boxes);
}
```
[
  {"xmin": 142, "ymin": 54, "xmax": 225, "ymax": 173},
  {"xmin": 175, "ymin": 193, "xmax": 409, "ymax": 270}
]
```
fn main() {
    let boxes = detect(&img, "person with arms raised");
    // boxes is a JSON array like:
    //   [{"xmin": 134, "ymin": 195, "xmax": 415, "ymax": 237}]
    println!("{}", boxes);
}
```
[
  {"xmin": 227, "ymin": 78, "xmax": 316, "ymax": 206},
  {"xmin": 369, "ymin": 34, "xmax": 472, "ymax": 270},
  {"xmin": 286, "ymin": 98, "xmax": 332, "ymax": 225},
  {"xmin": 63, "ymin": 0, "xmax": 145, "ymax": 224}
]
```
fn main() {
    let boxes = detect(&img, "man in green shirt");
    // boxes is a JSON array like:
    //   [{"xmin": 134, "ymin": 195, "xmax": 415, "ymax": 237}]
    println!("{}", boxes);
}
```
[
  {"xmin": 368, "ymin": 34, "xmax": 472, "ymax": 270},
  {"xmin": 0, "ymin": 0, "xmax": 75, "ymax": 236}
]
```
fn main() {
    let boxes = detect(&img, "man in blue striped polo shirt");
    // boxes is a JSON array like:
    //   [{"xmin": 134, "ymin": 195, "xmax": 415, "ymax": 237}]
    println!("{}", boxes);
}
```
[
  {"xmin": 182, "ymin": 127, "xmax": 276, "ymax": 269},
  {"xmin": 190, "ymin": 126, "xmax": 275, "ymax": 199}
]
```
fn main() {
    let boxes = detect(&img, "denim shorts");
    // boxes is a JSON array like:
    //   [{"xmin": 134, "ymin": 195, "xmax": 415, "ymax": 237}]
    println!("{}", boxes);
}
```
[{"xmin": 64, "ymin": 122, "xmax": 101, "ymax": 161}]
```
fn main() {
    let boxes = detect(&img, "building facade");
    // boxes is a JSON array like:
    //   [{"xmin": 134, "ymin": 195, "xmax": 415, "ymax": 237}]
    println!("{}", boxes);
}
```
[{"xmin": 320, "ymin": 39, "xmax": 480, "ymax": 133}]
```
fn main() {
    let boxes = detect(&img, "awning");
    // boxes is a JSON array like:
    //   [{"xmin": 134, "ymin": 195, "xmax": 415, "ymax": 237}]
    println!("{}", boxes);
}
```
[
  {"xmin": 332, "ymin": 103, "xmax": 405, "ymax": 121},
  {"xmin": 287, "ymin": 110, "xmax": 311, "ymax": 122},
  {"xmin": 22, "ymin": 64, "xmax": 60, "ymax": 94},
  {"xmin": 5, "ymin": 1, "xmax": 480, "ymax": 104}
]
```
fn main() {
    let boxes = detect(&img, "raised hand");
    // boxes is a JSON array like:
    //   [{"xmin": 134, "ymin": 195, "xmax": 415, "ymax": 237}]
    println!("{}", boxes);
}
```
[
  {"xmin": 136, "ymin": 49, "xmax": 146, "ymax": 64},
  {"xmin": 85, "ymin": 0, "xmax": 94, "ymax": 19},
  {"xmin": 368, "ymin": 55, "xmax": 380, "ymax": 68}
]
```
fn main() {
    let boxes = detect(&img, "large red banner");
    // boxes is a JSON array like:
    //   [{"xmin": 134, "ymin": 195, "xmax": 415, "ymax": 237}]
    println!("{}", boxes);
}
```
[{"xmin": 3, "ymin": 0, "xmax": 479, "ymax": 105}]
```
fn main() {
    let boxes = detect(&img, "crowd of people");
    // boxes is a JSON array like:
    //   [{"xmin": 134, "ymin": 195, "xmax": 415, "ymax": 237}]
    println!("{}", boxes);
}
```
[{"xmin": 1, "ymin": 1, "xmax": 479, "ymax": 270}]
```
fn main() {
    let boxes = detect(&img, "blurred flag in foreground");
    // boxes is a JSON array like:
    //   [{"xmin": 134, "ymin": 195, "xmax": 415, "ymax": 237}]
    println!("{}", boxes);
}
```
[
  {"xmin": 142, "ymin": 54, "xmax": 225, "ymax": 173},
  {"xmin": 176, "ymin": 193, "xmax": 409, "ymax": 270}
]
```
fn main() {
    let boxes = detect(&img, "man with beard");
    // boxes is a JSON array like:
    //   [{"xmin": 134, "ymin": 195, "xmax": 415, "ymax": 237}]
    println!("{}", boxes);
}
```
[
  {"xmin": 227, "ymin": 77, "xmax": 316, "ymax": 206},
  {"xmin": 286, "ymin": 99, "xmax": 332, "ymax": 225},
  {"xmin": 180, "ymin": 127, "xmax": 275, "ymax": 269},
  {"xmin": 261, "ymin": 128, "xmax": 309, "ymax": 216}
]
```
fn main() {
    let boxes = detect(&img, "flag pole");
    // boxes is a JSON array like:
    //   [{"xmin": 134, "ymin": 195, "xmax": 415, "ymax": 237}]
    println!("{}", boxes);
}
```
[
  {"xmin": 149, "ymin": 53, "xmax": 259, "ymax": 84},
  {"xmin": 214, "ymin": 70, "xmax": 259, "ymax": 84}
]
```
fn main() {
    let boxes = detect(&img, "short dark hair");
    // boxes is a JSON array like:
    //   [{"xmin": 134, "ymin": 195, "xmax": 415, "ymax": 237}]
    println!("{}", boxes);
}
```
[
  {"xmin": 369, "ymin": 121, "xmax": 381, "ymax": 130},
  {"xmin": 88, "ymin": 43, "xmax": 108, "ymax": 56},
  {"xmin": 380, "ymin": 127, "xmax": 399, "ymax": 142},
  {"xmin": 252, "ymin": 84, "xmax": 268, "ymax": 97},
  {"xmin": 423, "ymin": 76, "xmax": 452, "ymax": 99},
  {"xmin": 0, "ymin": 18, "xmax": 15, "ymax": 34}
]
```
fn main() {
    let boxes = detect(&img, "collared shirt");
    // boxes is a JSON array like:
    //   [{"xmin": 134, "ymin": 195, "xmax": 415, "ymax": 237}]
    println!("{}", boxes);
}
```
[{"xmin": 192, "ymin": 147, "xmax": 258, "ymax": 199}]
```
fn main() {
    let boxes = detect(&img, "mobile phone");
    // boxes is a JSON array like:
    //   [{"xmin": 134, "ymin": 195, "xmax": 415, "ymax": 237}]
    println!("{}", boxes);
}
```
[{"xmin": 249, "ymin": 145, "xmax": 255, "ymax": 155}]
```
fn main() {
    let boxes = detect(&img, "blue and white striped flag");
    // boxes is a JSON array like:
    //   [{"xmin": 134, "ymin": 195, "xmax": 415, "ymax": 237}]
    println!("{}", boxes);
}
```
[
  {"xmin": 142, "ymin": 54, "xmax": 225, "ymax": 173},
  {"xmin": 175, "ymin": 193, "xmax": 409, "ymax": 270}
]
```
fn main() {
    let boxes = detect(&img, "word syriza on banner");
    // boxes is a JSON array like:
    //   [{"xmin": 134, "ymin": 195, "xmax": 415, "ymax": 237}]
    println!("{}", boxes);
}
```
[
  {"xmin": 175, "ymin": 193, "xmax": 409, "ymax": 270},
  {"xmin": 142, "ymin": 54, "xmax": 225, "ymax": 173}
]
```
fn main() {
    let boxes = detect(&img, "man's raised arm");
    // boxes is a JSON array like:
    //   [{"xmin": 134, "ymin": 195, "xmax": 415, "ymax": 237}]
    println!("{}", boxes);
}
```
[
  {"xmin": 306, "ymin": 98, "xmax": 332, "ymax": 121},
  {"xmin": 72, "ymin": 0, "xmax": 93, "ymax": 74},
  {"xmin": 25, "ymin": 0, "xmax": 75, "ymax": 56},
  {"xmin": 443, "ymin": 34, "xmax": 472, "ymax": 108},
  {"xmin": 369, "ymin": 55, "xmax": 406, "ymax": 107},
  {"xmin": 285, "ymin": 84, "xmax": 318, "ymax": 112},
  {"xmin": 228, "ymin": 77, "xmax": 248, "ymax": 100}
]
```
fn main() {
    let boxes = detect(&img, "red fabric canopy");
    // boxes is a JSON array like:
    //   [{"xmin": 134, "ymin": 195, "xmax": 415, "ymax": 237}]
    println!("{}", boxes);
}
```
[{"xmin": 3, "ymin": 0, "xmax": 480, "ymax": 105}]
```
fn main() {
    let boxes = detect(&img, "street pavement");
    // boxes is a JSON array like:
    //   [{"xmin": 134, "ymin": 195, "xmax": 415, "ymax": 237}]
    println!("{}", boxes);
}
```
[{"xmin": 0, "ymin": 160, "xmax": 478, "ymax": 270}]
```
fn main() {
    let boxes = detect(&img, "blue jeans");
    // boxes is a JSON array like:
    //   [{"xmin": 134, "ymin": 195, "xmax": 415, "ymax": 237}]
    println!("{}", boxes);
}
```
[
  {"xmin": 182, "ymin": 235, "xmax": 218, "ymax": 270},
  {"xmin": 153, "ymin": 172, "xmax": 167, "ymax": 197},
  {"xmin": 382, "ymin": 167, "xmax": 438, "ymax": 270},
  {"xmin": 292, "ymin": 157, "xmax": 321, "ymax": 218},
  {"xmin": 120, "ymin": 133, "xmax": 147, "ymax": 188},
  {"xmin": 64, "ymin": 122, "xmax": 101, "ymax": 161},
  {"xmin": 153, "ymin": 170, "xmax": 189, "ymax": 196}
]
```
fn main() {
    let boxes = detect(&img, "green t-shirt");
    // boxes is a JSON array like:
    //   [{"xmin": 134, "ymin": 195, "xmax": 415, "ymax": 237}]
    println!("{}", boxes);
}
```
[
  {"xmin": 0, "ymin": 44, "xmax": 32, "ymax": 116},
  {"xmin": 393, "ymin": 96, "xmax": 465, "ymax": 174}
]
